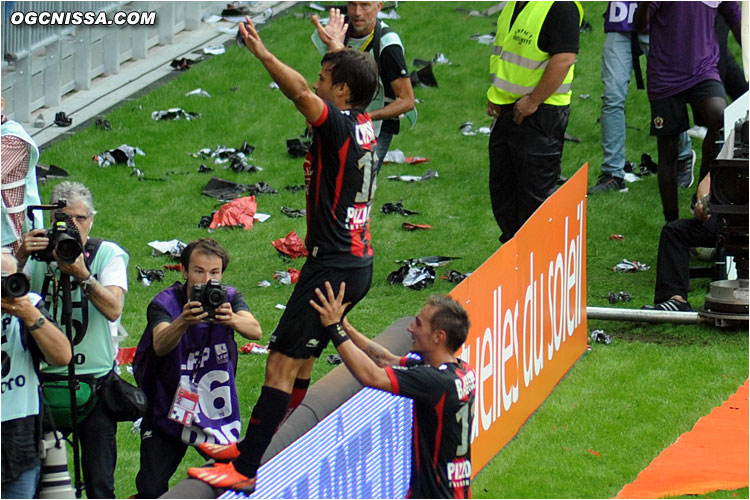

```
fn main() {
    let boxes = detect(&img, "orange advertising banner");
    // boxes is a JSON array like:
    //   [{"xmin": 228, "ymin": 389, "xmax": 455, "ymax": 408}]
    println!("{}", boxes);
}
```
[{"xmin": 451, "ymin": 163, "xmax": 589, "ymax": 475}]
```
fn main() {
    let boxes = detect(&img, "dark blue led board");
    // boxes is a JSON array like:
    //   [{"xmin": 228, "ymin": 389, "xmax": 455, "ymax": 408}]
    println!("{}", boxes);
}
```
[{"xmin": 220, "ymin": 387, "xmax": 412, "ymax": 499}]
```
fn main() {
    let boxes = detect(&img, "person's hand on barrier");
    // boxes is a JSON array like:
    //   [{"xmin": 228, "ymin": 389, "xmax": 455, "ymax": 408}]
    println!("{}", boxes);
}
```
[
  {"xmin": 313, "ymin": 8, "xmax": 347, "ymax": 51},
  {"xmin": 239, "ymin": 16, "xmax": 270, "ymax": 60},
  {"xmin": 513, "ymin": 95, "xmax": 538, "ymax": 125},
  {"xmin": 310, "ymin": 281, "xmax": 350, "ymax": 327}
]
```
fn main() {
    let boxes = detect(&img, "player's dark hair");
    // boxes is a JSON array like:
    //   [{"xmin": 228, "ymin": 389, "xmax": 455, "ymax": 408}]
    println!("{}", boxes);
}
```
[
  {"xmin": 321, "ymin": 49, "xmax": 378, "ymax": 109},
  {"xmin": 181, "ymin": 238, "xmax": 230, "ymax": 272},
  {"xmin": 427, "ymin": 295, "xmax": 471, "ymax": 353}
]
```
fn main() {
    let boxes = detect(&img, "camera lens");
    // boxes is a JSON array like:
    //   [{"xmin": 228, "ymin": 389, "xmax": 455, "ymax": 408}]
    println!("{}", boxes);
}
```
[
  {"xmin": 2, "ymin": 273, "xmax": 31, "ymax": 298},
  {"xmin": 206, "ymin": 288, "xmax": 225, "ymax": 306},
  {"xmin": 54, "ymin": 235, "xmax": 83, "ymax": 264}
]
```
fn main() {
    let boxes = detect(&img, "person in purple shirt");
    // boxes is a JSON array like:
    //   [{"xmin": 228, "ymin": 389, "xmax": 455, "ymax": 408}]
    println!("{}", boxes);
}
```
[
  {"xmin": 634, "ymin": 1, "xmax": 741, "ymax": 223},
  {"xmin": 589, "ymin": 1, "xmax": 695, "ymax": 195},
  {"xmin": 132, "ymin": 238, "xmax": 262, "ymax": 498}
]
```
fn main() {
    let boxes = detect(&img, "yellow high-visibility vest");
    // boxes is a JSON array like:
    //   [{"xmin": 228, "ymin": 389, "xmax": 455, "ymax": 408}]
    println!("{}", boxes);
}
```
[{"xmin": 487, "ymin": 1, "xmax": 583, "ymax": 106}]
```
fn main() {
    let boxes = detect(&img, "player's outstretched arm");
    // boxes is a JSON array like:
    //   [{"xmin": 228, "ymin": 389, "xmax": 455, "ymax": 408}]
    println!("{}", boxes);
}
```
[
  {"xmin": 342, "ymin": 317, "xmax": 401, "ymax": 368},
  {"xmin": 311, "ymin": 282, "xmax": 393, "ymax": 392},
  {"xmin": 239, "ymin": 16, "xmax": 324, "ymax": 123}
]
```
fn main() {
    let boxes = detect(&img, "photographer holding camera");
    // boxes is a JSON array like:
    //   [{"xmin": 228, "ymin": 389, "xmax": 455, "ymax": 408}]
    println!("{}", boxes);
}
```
[
  {"xmin": 20, "ymin": 181, "xmax": 129, "ymax": 499},
  {"xmin": 132, "ymin": 238, "xmax": 261, "ymax": 498},
  {"xmin": 2, "ymin": 248, "xmax": 71, "ymax": 498}
]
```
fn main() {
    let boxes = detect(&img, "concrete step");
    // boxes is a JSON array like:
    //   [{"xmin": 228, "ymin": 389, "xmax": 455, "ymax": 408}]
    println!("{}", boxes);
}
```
[{"xmin": 9, "ymin": 1, "xmax": 296, "ymax": 148}]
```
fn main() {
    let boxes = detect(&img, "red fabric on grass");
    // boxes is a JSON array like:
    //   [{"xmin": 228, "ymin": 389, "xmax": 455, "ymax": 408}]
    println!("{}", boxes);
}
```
[
  {"xmin": 616, "ymin": 379, "xmax": 749, "ymax": 499},
  {"xmin": 272, "ymin": 231, "xmax": 308, "ymax": 258},
  {"xmin": 116, "ymin": 347, "xmax": 137, "ymax": 366},
  {"xmin": 209, "ymin": 196, "xmax": 257, "ymax": 231}
]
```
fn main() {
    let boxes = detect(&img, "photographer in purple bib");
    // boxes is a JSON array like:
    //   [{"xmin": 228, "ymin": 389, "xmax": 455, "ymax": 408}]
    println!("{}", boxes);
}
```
[{"xmin": 132, "ymin": 238, "xmax": 262, "ymax": 498}]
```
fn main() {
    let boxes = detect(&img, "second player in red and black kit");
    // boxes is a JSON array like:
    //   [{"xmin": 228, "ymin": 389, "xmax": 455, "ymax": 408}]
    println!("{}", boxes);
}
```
[
  {"xmin": 311, "ymin": 285, "xmax": 477, "ymax": 499},
  {"xmin": 386, "ymin": 357, "xmax": 476, "ymax": 498}
]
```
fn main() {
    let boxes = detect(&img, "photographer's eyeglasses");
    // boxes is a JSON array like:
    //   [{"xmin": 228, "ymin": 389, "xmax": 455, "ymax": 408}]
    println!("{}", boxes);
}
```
[{"xmin": 54, "ymin": 211, "xmax": 91, "ymax": 224}]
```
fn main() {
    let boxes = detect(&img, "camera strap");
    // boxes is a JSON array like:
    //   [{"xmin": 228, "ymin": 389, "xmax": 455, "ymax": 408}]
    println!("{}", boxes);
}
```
[
  {"xmin": 27, "ymin": 325, "xmax": 48, "ymax": 457},
  {"xmin": 39, "ymin": 237, "xmax": 103, "ymax": 346},
  {"xmin": 83, "ymin": 237, "xmax": 102, "ymax": 268}
]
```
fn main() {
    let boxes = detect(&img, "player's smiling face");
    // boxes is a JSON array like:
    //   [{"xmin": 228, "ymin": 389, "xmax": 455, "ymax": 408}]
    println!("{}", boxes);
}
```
[
  {"xmin": 408, "ymin": 305, "xmax": 437, "ymax": 354},
  {"xmin": 313, "ymin": 63, "xmax": 335, "ymax": 101}
]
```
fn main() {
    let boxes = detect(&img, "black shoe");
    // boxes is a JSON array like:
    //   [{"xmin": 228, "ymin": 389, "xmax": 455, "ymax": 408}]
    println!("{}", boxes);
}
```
[
  {"xmin": 642, "ymin": 298, "xmax": 694, "ymax": 312},
  {"xmin": 587, "ymin": 174, "xmax": 628, "ymax": 195},
  {"xmin": 638, "ymin": 153, "xmax": 658, "ymax": 176}
]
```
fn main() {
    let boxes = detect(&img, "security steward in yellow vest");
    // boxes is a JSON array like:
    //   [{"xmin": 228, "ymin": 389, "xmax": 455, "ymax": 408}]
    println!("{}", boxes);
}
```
[{"xmin": 487, "ymin": 1, "xmax": 583, "ymax": 243}]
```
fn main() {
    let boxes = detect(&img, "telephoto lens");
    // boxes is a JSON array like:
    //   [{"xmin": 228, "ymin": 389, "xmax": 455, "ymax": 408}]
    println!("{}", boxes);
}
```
[
  {"xmin": 53, "ymin": 233, "xmax": 83, "ymax": 264},
  {"xmin": 1, "ymin": 272, "xmax": 30, "ymax": 298},
  {"xmin": 38, "ymin": 431, "xmax": 75, "ymax": 499}
]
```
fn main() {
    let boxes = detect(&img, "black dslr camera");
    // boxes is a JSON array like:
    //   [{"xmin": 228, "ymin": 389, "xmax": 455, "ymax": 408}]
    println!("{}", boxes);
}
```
[
  {"xmin": 27, "ymin": 202, "xmax": 84, "ymax": 265},
  {"xmin": 1, "ymin": 272, "xmax": 30, "ymax": 298},
  {"xmin": 190, "ymin": 279, "xmax": 228, "ymax": 319}
]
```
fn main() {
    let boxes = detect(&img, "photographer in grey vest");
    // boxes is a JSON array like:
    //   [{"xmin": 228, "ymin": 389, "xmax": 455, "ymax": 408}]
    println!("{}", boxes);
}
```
[
  {"xmin": 312, "ymin": 2, "xmax": 415, "ymax": 174},
  {"xmin": 21, "ymin": 181, "xmax": 129, "ymax": 499},
  {"xmin": 2, "ymin": 249, "xmax": 71, "ymax": 498}
]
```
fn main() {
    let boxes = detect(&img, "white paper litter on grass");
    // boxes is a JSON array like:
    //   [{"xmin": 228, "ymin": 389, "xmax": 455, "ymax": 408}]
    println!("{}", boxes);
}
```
[
  {"xmin": 203, "ymin": 44, "xmax": 226, "ymax": 55},
  {"xmin": 185, "ymin": 88, "xmax": 211, "ymax": 97},
  {"xmin": 384, "ymin": 149, "xmax": 406, "ymax": 163},
  {"xmin": 624, "ymin": 173, "xmax": 641, "ymax": 183},
  {"xmin": 148, "ymin": 239, "xmax": 186, "ymax": 257}
]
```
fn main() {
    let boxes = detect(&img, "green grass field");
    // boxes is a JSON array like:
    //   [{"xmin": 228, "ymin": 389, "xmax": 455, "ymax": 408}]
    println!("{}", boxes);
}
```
[{"xmin": 35, "ymin": 2, "xmax": 748, "ymax": 498}]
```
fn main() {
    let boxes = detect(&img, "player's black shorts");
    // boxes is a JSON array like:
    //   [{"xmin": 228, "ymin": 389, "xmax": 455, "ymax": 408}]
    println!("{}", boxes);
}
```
[
  {"xmin": 268, "ymin": 258, "xmax": 373, "ymax": 359},
  {"xmin": 649, "ymin": 79, "xmax": 726, "ymax": 136}
]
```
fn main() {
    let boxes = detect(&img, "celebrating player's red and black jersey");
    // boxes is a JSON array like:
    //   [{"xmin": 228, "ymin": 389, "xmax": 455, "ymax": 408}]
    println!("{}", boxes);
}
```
[
  {"xmin": 304, "ymin": 99, "xmax": 378, "ymax": 269},
  {"xmin": 386, "ymin": 357, "xmax": 477, "ymax": 499}
]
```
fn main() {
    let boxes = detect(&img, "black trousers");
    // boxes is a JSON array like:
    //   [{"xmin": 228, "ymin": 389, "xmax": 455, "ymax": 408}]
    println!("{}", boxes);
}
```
[
  {"xmin": 489, "ymin": 103, "xmax": 569, "ymax": 242},
  {"xmin": 655, "ymin": 216, "xmax": 720, "ymax": 303},
  {"xmin": 76, "ymin": 398, "xmax": 118, "ymax": 499},
  {"xmin": 135, "ymin": 419, "xmax": 192, "ymax": 499}
]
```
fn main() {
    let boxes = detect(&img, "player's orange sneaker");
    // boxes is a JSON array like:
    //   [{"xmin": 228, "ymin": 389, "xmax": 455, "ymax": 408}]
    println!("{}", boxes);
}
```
[
  {"xmin": 197, "ymin": 442, "xmax": 240, "ymax": 461},
  {"xmin": 187, "ymin": 462, "xmax": 256, "ymax": 493}
]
